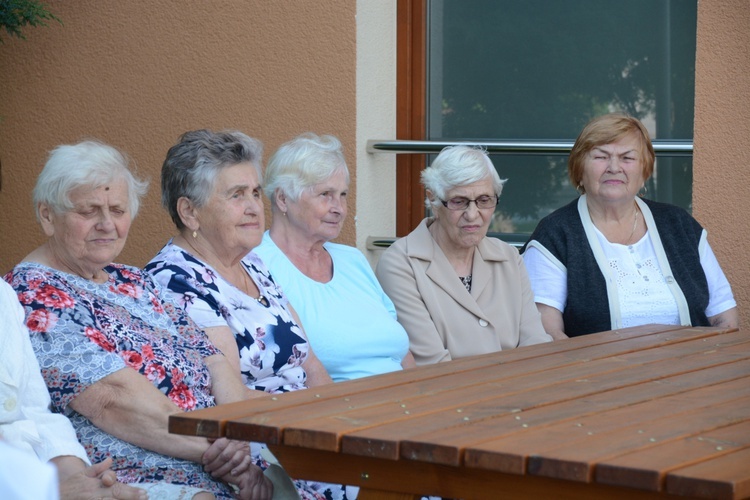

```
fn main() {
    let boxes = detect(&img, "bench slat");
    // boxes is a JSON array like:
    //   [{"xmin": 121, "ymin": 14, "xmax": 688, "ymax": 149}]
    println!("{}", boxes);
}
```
[
  {"xmin": 665, "ymin": 447, "xmax": 750, "ymax": 499},
  {"xmin": 526, "ymin": 394, "xmax": 750, "ymax": 482},
  {"xmin": 596, "ymin": 420, "xmax": 750, "ymax": 491}
]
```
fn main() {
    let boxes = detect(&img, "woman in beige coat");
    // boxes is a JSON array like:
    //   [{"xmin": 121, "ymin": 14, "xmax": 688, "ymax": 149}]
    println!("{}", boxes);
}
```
[{"xmin": 376, "ymin": 146, "xmax": 552, "ymax": 365}]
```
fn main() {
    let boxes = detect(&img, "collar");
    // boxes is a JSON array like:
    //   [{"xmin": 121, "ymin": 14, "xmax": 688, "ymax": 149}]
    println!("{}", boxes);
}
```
[{"xmin": 405, "ymin": 217, "xmax": 509, "ymax": 263}]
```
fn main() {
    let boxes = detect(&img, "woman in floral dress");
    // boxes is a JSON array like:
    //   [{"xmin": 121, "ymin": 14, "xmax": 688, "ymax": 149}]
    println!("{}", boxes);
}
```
[
  {"xmin": 147, "ymin": 129, "xmax": 353, "ymax": 500},
  {"xmin": 6, "ymin": 140, "xmax": 271, "ymax": 499}
]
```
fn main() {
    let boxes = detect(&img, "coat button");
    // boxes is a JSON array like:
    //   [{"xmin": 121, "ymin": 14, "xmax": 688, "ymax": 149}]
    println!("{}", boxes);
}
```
[
  {"xmin": 665, "ymin": 276, "xmax": 675, "ymax": 284},
  {"xmin": 479, "ymin": 319, "xmax": 488, "ymax": 327},
  {"xmin": 4, "ymin": 397, "xmax": 17, "ymax": 411}
]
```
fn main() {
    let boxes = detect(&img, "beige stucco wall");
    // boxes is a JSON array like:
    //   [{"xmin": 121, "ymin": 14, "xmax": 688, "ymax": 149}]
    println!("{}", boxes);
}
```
[
  {"xmin": 0, "ymin": 0, "xmax": 357, "ymax": 273},
  {"xmin": 693, "ymin": 0, "xmax": 750, "ymax": 327}
]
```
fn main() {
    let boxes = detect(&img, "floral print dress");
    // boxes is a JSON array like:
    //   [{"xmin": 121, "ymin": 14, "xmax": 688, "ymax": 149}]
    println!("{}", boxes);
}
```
[
  {"xmin": 6, "ymin": 262, "xmax": 233, "ymax": 498},
  {"xmin": 147, "ymin": 242, "xmax": 354, "ymax": 500},
  {"xmin": 146, "ymin": 242, "xmax": 311, "ymax": 393}
]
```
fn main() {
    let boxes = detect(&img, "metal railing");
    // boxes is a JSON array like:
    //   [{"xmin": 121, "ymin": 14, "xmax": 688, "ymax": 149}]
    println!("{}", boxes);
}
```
[
  {"xmin": 366, "ymin": 139, "xmax": 693, "ymax": 156},
  {"xmin": 364, "ymin": 138, "xmax": 693, "ymax": 250}
]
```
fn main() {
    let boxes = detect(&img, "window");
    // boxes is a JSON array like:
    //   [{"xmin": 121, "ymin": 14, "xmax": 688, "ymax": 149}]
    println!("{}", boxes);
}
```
[{"xmin": 397, "ymin": 0, "xmax": 697, "ymax": 243}]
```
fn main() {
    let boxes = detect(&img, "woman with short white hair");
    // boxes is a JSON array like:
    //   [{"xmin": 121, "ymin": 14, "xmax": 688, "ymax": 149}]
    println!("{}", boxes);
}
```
[
  {"xmin": 7, "ymin": 140, "xmax": 271, "ymax": 499},
  {"xmin": 376, "ymin": 145, "xmax": 552, "ymax": 366},
  {"xmin": 254, "ymin": 133, "xmax": 416, "ymax": 382}
]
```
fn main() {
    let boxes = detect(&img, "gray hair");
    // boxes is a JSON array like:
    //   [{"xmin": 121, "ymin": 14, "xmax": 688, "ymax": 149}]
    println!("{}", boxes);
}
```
[
  {"xmin": 33, "ymin": 140, "xmax": 148, "ymax": 218},
  {"xmin": 421, "ymin": 145, "xmax": 506, "ymax": 210},
  {"xmin": 264, "ymin": 133, "xmax": 349, "ymax": 205},
  {"xmin": 161, "ymin": 129, "xmax": 263, "ymax": 230}
]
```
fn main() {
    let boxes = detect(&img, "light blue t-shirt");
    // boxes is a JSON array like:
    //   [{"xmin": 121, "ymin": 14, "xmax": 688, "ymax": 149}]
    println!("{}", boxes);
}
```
[{"xmin": 254, "ymin": 231, "xmax": 409, "ymax": 382}]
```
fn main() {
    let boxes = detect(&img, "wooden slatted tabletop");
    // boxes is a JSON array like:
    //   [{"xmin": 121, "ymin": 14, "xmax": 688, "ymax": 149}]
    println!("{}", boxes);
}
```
[{"xmin": 170, "ymin": 324, "xmax": 750, "ymax": 499}]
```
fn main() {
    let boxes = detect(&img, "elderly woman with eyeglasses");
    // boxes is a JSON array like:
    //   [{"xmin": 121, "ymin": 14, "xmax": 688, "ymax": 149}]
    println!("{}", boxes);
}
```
[{"xmin": 375, "ymin": 145, "xmax": 551, "ymax": 366}]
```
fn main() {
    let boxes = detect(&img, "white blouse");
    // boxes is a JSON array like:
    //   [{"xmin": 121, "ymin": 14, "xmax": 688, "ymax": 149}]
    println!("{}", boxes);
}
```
[{"xmin": 0, "ymin": 280, "xmax": 89, "ymax": 464}]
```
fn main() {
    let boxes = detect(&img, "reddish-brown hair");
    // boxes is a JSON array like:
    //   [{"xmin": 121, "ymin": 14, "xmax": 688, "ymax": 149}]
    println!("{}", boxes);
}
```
[{"xmin": 568, "ymin": 113, "xmax": 655, "ymax": 193}]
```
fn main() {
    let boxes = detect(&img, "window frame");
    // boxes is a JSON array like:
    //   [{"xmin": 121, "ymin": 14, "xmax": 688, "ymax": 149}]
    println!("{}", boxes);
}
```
[{"xmin": 396, "ymin": 0, "xmax": 427, "ymax": 235}]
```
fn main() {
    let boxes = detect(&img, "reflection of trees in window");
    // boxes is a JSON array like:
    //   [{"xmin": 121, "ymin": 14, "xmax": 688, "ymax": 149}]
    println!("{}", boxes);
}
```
[{"xmin": 429, "ymin": 0, "xmax": 696, "ymax": 228}]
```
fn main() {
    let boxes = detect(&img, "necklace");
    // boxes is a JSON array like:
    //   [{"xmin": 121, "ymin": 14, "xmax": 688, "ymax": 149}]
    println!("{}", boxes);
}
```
[
  {"xmin": 184, "ymin": 233, "xmax": 207, "ymax": 263},
  {"xmin": 240, "ymin": 264, "xmax": 269, "ymax": 306},
  {"xmin": 183, "ymin": 233, "xmax": 267, "ymax": 305},
  {"xmin": 587, "ymin": 201, "xmax": 640, "ymax": 245},
  {"xmin": 239, "ymin": 265, "xmax": 252, "ymax": 293},
  {"xmin": 625, "ymin": 203, "xmax": 640, "ymax": 245}
]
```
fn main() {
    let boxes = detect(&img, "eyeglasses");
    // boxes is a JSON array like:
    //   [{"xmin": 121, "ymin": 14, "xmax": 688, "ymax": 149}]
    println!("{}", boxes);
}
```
[{"xmin": 440, "ymin": 195, "xmax": 498, "ymax": 211}]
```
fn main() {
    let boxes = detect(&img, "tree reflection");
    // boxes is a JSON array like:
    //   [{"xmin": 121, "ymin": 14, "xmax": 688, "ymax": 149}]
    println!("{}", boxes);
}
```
[{"xmin": 429, "ymin": 0, "xmax": 696, "ymax": 232}]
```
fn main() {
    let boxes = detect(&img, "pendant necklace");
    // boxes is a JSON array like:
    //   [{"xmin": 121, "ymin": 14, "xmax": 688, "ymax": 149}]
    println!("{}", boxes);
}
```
[
  {"xmin": 241, "ymin": 264, "xmax": 269, "ymax": 306},
  {"xmin": 625, "ymin": 203, "xmax": 640, "ymax": 245}
]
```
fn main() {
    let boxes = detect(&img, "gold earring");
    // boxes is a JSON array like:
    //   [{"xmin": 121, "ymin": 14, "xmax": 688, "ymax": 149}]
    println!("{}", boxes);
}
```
[{"xmin": 192, "ymin": 230, "xmax": 197, "ymax": 239}]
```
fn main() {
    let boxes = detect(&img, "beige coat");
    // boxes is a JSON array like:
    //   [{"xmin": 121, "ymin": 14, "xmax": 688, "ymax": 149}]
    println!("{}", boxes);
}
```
[{"xmin": 376, "ymin": 218, "xmax": 551, "ymax": 366}]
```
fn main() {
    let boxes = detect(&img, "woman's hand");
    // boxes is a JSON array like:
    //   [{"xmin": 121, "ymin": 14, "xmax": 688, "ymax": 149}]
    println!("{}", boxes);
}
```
[
  {"xmin": 202, "ymin": 439, "xmax": 272, "ymax": 500},
  {"xmin": 202, "ymin": 438, "xmax": 251, "ymax": 478},
  {"xmin": 66, "ymin": 365, "xmax": 269, "ymax": 497},
  {"xmin": 222, "ymin": 466, "xmax": 273, "ymax": 500},
  {"xmin": 233, "ymin": 467, "xmax": 273, "ymax": 500},
  {"xmin": 54, "ymin": 456, "xmax": 148, "ymax": 500}
]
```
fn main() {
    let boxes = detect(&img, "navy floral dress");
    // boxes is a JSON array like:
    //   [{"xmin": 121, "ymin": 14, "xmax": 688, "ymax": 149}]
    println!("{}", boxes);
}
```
[
  {"xmin": 147, "ymin": 242, "xmax": 354, "ymax": 500},
  {"xmin": 6, "ymin": 262, "xmax": 233, "ymax": 498},
  {"xmin": 146, "ymin": 242, "xmax": 310, "ymax": 393}
]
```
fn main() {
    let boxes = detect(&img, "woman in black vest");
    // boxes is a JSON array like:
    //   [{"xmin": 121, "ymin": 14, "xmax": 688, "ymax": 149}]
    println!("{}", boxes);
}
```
[{"xmin": 523, "ymin": 113, "xmax": 738, "ymax": 338}]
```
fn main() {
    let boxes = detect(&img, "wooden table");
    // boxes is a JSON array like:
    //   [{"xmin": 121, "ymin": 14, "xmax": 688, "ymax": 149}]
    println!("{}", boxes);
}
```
[{"xmin": 170, "ymin": 324, "xmax": 750, "ymax": 499}]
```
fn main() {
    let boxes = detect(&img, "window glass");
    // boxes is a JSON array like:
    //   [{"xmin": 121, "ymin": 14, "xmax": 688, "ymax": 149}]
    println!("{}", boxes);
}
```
[{"xmin": 427, "ymin": 0, "xmax": 697, "ymax": 241}]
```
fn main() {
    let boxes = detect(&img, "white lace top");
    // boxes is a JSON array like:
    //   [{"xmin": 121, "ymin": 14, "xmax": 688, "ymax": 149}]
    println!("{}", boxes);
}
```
[{"xmin": 595, "ymin": 229, "xmax": 680, "ymax": 327}]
